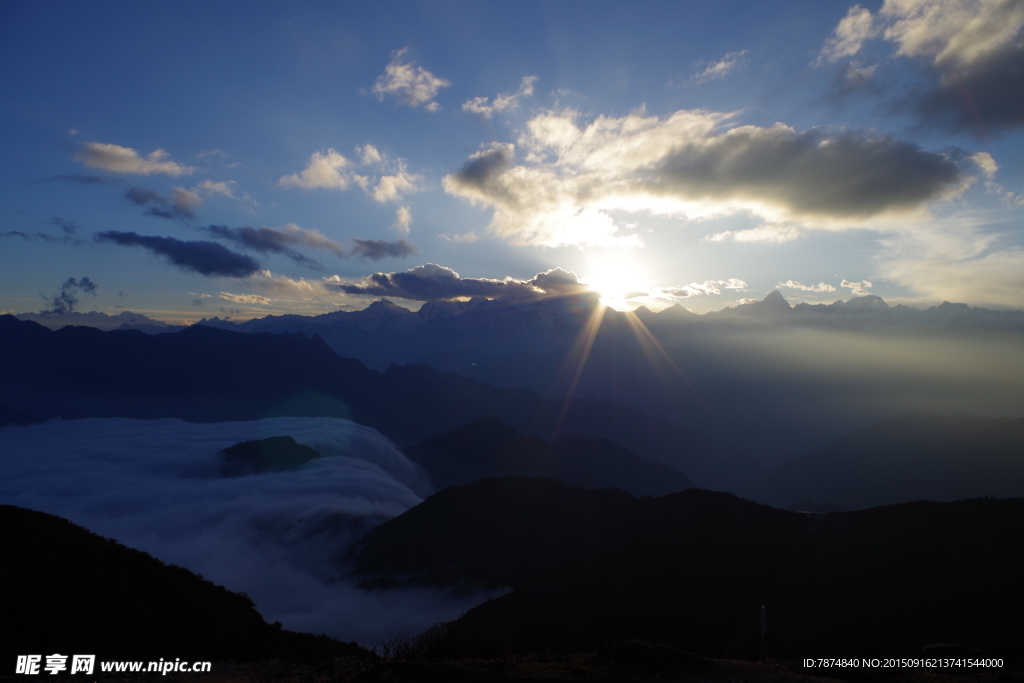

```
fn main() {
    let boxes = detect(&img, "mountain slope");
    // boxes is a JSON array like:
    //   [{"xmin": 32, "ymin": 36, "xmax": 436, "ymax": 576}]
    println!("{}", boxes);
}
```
[
  {"xmin": 0, "ymin": 505, "xmax": 359, "ymax": 661},
  {"xmin": 405, "ymin": 417, "xmax": 695, "ymax": 496}
]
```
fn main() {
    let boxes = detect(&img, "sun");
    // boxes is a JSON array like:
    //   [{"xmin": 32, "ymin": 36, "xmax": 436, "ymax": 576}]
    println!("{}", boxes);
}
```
[{"xmin": 580, "ymin": 259, "xmax": 649, "ymax": 310}]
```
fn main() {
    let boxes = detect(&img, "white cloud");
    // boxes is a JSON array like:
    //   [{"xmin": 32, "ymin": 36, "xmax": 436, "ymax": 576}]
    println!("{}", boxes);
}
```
[
  {"xmin": 357, "ymin": 144, "xmax": 383, "ymax": 165},
  {"xmin": 372, "ymin": 47, "xmax": 450, "ymax": 111},
  {"xmin": 880, "ymin": 0, "xmax": 1024, "ymax": 70},
  {"xmin": 75, "ymin": 142, "xmax": 196, "ymax": 176},
  {"xmin": 653, "ymin": 279, "xmax": 748, "ymax": 299},
  {"xmin": 218, "ymin": 292, "xmax": 272, "ymax": 305},
  {"xmin": 438, "ymin": 232, "xmax": 480, "ymax": 243},
  {"xmin": 818, "ymin": 5, "xmax": 878, "ymax": 63},
  {"xmin": 250, "ymin": 270, "xmax": 319, "ymax": 297},
  {"xmin": 194, "ymin": 179, "xmax": 238, "ymax": 199},
  {"xmin": 371, "ymin": 161, "xmax": 420, "ymax": 203},
  {"xmin": 391, "ymin": 206, "xmax": 412, "ymax": 235},
  {"xmin": 777, "ymin": 280, "xmax": 838, "ymax": 292},
  {"xmin": 280, "ymin": 145, "xmax": 419, "ymax": 201},
  {"xmin": 444, "ymin": 109, "xmax": 964, "ymax": 247},
  {"xmin": 170, "ymin": 187, "xmax": 202, "ymax": 212},
  {"xmin": 689, "ymin": 50, "xmax": 749, "ymax": 83},
  {"xmin": 705, "ymin": 224, "xmax": 807, "ymax": 243},
  {"xmin": 278, "ymin": 149, "xmax": 353, "ymax": 190},
  {"xmin": 972, "ymin": 152, "xmax": 999, "ymax": 179},
  {"xmin": 462, "ymin": 76, "xmax": 538, "ymax": 118},
  {"xmin": 822, "ymin": 0, "xmax": 1024, "ymax": 133},
  {"xmin": 841, "ymin": 278, "xmax": 874, "ymax": 295}
]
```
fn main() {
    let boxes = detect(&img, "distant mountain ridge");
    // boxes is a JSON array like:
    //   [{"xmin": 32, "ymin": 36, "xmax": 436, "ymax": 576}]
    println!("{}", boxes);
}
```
[
  {"xmin": 750, "ymin": 411, "xmax": 1024, "ymax": 509},
  {"xmin": 405, "ymin": 417, "xmax": 695, "ymax": 496}
]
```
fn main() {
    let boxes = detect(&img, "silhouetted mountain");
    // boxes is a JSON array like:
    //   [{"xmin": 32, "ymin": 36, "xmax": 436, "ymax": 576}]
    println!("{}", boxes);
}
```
[
  {"xmin": 0, "ymin": 504, "xmax": 363, "ymax": 661},
  {"xmin": 15, "ymin": 309, "xmax": 185, "ymax": 333},
  {"xmin": 219, "ymin": 435, "xmax": 324, "ymax": 476},
  {"xmin": 782, "ymin": 499, "xmax": 843, "ymax": 514},
  {"xmin": 0, "ymin": 315, "xmax": 705, "ymax": 481},
  {"xmin": 405, "ymin": 417, "xmax": 694, "ymax": 496},
  {"xmin": 352, "ymin": 477, "xmax": 1024, "ymax": 659},
  {"xmin": 752, "ymin": 412, "xmax": 1024, "ymax": 509}
]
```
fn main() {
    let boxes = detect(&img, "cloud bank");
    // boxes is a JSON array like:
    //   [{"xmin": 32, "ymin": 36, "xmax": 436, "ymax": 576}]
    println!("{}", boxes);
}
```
[
  {"xmin": 778, "ymin": 280, "xmax": 838, "ymax": 293},
  {"xmin": 349, "ymin": 238, "xmax": 417, "ymax": 261},
  {"xmin": 125, "ymin": 186, "xmax": 201, "ymax": 220},
  {"xmin": 822, "ymin": 0, "xmax": 1024, "ymax": 134},
  {"xmin": 326, "ymin": 264, "xmax": 584, "ymax": 301},
  {"xmin": 75, "ymin": 142, "xmax": 196, "ymax": 176},
  {"xmin": 0, "ymin": 417, "xmax": 494, "ymax": 643},
  {"xmin": 443, "ymin": 109, "xmax": 966, "ymax": 247},
  {"xmin": 95, "ymin": 231, "xmax": 261, "ymax": 277},
  {"xmin": 206, "ymin": 224, "xmax": 346, "ymax": 267}
]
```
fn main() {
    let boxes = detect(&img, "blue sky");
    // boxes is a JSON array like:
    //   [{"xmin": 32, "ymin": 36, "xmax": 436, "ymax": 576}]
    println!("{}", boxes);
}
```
[{"xmin": 2, "ymin": 0, "xmax": 1022, "ymax": 322}]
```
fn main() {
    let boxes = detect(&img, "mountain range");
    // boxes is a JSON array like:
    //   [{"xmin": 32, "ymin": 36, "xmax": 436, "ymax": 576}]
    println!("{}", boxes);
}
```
[
  {"xmin": 3, "ymin": 312, "xmax": 1021, "ymax": 506},
  {"xmin": 0, "ymin": 314, "xmax": 713, "ymax": 484},
  {"xmin": 353, "ymin": 476, "xmax": 1024, "ymax": 659}
]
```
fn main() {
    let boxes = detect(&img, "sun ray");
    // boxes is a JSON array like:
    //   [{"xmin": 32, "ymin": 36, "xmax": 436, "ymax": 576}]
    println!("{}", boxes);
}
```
[
  {"xmin": 546, "ymin": 300, "xmax": 607, "ymax": 443},
  {"xmin": 621, "ymin": 309, "xmax": 713, "ymax": 413}
]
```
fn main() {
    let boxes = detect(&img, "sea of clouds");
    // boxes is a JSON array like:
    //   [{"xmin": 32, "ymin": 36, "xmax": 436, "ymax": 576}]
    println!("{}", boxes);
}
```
[{"xmin": 0, "ymin": 417, "xmax": 498, "ymax": 644}]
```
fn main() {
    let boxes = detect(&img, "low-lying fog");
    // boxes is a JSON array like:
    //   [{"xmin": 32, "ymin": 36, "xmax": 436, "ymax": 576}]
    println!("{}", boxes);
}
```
[{"xmin": 0, "ymin": 417, "xmax": 500, "ymax": 644}]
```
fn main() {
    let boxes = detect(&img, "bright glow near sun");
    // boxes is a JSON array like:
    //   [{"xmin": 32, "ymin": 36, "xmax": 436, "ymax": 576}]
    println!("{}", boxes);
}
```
[{"xmin": 581, "ymin": 257, "xmax": 649, "ymax": 310}]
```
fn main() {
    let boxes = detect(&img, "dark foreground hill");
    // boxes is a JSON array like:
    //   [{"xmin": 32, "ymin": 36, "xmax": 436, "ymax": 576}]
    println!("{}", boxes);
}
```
[
  {"xmin": 353, "ymin": 478, "xmax": 1024, "ymax": 661},
  {"xmin": 0, "ymin": 505, "xmax": 362, "ymax": 662},
  {"xmin": 753, "ymin": 412, "xmax": 1024, "ymax": 509},
  {"xmin": 404, "ymin": 417, "xmax": 694, "ymax": 496},
  {"xmin": 0, "ymin": 315, "xmax": 706, "ymax": 481}
]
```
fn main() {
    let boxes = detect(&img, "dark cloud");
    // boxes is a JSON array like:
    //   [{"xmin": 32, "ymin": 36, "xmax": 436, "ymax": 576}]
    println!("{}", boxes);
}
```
[
  {"xmin": 329, "ymin": 264, "xmax": 583, "ymax": 301},
  {"xmin": 448, "ymin": 144, "xmax": 514, "ymax": 193},
  {"xmin": 530, "ymin": 267, "xmax": 587, "ymax": 295},
  {"xmin": 349, "ymin": 238, "xmax": 417, "ymax": 261},
  {"xmin": 95, "ymin": 231, "xmax": 261, "ymax": 277},
  {"xmin": 125, "ymin": 186, "xmax": 200, "ymax": 221},
  {"xmin": 41, "ymin": 276, "xmax": 97, "ymax": 315},
  {"xmin": 910, "ymin": 45, "xmax": 1024, "ymax": 137},
  {"xmin": 1, "ymin": 228, "xmax": 82, "ymax": 245},
  {"xmin": 205, "ymin": 224, "xmax": 345, "ymax": 268},
  {"xmin": 53, "ymin": 218, "xmax": 78, "ymax": 235},
  {"xmin": 653, "ymin": 128, "xmax": 963, "ymax": 219}
]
